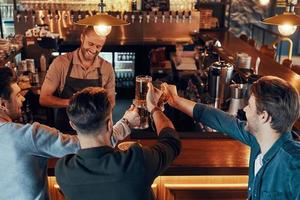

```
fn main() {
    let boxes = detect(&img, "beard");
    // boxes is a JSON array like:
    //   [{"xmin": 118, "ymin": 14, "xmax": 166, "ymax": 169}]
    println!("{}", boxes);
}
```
[
  {"xmin": 6, "ymin": 104, "xmax": 22, "ymax": 120},
  {"xmin": 81, "ymin": 47, "xmax": 99, "ymax": 62}
]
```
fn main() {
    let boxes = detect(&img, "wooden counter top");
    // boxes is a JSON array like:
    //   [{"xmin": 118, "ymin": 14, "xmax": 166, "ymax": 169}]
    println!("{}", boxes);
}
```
[
  {"xmin": 48, "ymin": 134, "xmax": 250, "ymax": 176},
  {"xmin": 201, "ymin": 31, "xmax": 300, "ymax": 131}
]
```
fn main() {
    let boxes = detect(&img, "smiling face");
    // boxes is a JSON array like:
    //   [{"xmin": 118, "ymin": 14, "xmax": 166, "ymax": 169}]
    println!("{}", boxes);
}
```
[
  {"xmin": 3, "ymin": 83, "xmax": 25, "ymax": 120},
  {"xmin": 80, "ymin": 30, "xmax": 106, "ymax": 62},
  {"xmin": 243, "ymin": 95, "xmax": 260, "ymax": 134}
]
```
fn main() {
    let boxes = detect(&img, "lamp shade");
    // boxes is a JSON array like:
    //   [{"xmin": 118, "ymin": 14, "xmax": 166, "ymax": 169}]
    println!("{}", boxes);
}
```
[
  {"xmin": 76, "ymin": 13, "xmax": 130, "ymax": 26},
  {"xmin": 262, "ymin": 12, "xmax": 300, "ymax": 26}
]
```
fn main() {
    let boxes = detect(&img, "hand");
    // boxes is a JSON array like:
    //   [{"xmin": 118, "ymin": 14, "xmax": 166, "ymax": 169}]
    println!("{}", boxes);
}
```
[
  {"xmin": 161, "ymin": 83, "xmax": 178, "ymax": 107},
  {"xmin": 123, "ymin": 105, "xmax": 140, "ymax": 128},
  {"xmin": 146, "ymin": 82, "xmax": 163, "ymax": 112}
]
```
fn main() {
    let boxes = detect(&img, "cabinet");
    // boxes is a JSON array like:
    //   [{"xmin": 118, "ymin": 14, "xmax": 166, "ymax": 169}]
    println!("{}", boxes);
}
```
[{"xmin": 195, "ymin": 0, "xmax": 231, "ymax": 31}]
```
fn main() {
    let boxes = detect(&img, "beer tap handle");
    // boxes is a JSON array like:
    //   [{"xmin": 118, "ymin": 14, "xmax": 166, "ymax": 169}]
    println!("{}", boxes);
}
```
[
  {"xmin": 77, "ymin": 10, "xmax": 82, "ymax": 20},
  {"xmin": 31, "ymin": 10, "xmax": 36, "ymax": 23},
  {"xmin": 124, "ymin": 11, "xmax": 128, "ymax": 21},
  {"xmin": 16, "ymin": 10, "xmax": 21, "ymax": 22},
  {"xmin": 146, "ymin": 11, "xmax": 150, "ymax": 23},
  {"xmin": 131, "ymin": 13, "xmax": 135, "ymax": 23},
  {"xmin": 85, "ymin": 10, "xmax": 90, "ymax": 18},
  {"xmin": 139, "ymin": 11, "xmax": 143, "ymax": 23},
  {"xmin": 188, "ymin": 10, "xmax": 192, "ymax": 21},
  {"xmin": 70, "ymin": 10, "xmax": 74, "ymax": 22},
  {"xmin": 55, "ymin": 10, "xmax": 59, "ymax": 20},
  {"xmin": 154, "ymin": 11, "xmax": 158, "ymax": 23},
  {"xmin": 182, "ymin": 11, "xmax": 186, "ymax": 22},
  {"xmin": 162, "ymin": 11, "xmax": 165, "ymax": 23},
  {"xmin": 24, "ymin": 10, "xmax": 28, "ymax": 22},
  {"xmin": 169, "ymin": 11, "xmax": 172, "ymax": 23},
  {"xmin": 47, "ymin": 10, "xmax": 52, "ymax": 19},
  {"xmin": 175, "ymin": 10, "xmax": 179, "ymax": 23}
]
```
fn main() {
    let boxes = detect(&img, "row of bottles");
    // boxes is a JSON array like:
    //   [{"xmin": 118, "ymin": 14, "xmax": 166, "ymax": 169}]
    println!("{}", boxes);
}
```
[
  {"xmin": 116, "ymin": 52, "xmax": 135, "ymax": 62},
  {"xmin": 115, "ymin": 71, "xmax": 135, "ymax": 88},
  {"xmin": 0, "ymin": 4, "xmax": 14, "ymax": 19}
]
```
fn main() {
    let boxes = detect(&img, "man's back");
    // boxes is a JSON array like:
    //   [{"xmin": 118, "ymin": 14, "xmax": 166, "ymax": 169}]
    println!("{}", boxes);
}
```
[
  {"xmin": 56, "ymin": 127, "xmax": 181, "ymax": 200},
  {"xmin": 0, "ymin": 121, "xmax": 79, "ymax": 200}
]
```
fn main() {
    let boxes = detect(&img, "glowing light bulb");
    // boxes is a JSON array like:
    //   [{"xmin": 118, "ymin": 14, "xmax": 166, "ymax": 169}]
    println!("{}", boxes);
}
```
[
  {"xmin": 93, "ymin": 25, "xmax": 112, "ymax": 37},
  {"xmin": 259, "ymin": 0, "xmax": 270, "ymax": 6},
  {"xmin": 278, "ymin": 24, "xmax": 297, "ymax": 36}
]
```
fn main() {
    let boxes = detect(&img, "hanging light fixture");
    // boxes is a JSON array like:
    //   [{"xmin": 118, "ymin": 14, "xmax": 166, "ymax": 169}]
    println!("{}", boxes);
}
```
[
  {"xmin": 262, "ymin": 1, "xmax": 300, "ymax": 36},
  {"xmin": 261, "ymin": 0, "xmax": 300, "ymax": 60},
  {"xmin": 76, "ymin": 0, "xmax": 129, "ymax": 37}
]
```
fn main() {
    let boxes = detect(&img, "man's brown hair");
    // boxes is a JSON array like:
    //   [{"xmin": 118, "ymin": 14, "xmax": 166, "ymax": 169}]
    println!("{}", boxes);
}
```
[
  {"xmin": 250, "ymin": 76, "xmax": 300, "ymax": 133},
  {"xmin": 67, "ymin": 87, "xmax": 111, "ymax": 134}
]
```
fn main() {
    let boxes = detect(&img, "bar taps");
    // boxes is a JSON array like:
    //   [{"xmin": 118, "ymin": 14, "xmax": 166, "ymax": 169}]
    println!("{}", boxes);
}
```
[
  {"xmin": 139, "ymin": 11, "xmax": 143, "ymax": 23},
  {"xmin": 85, "ymin": 10, "xmax": 90, "ymax": 19},
  {"xmin": 154, "ymin": 11, "xmax": 158, "ymax": 23},
  {"xmin": 169, "ymin": 11, "xmax": 172, "ymax": 23},
  {"xmin": 32, "ymin": 10, "xmax": 36, "ymax": 24},
  {"xmin": 24, "ymin": 10, "xmax": 28, "ymax": 23},
  {"xmin": 175, "ymin": 11, "xmax": 179, "ymax": 23},
  {"xmin": 47, "ymin": 10, "xmax": 52, "ymax": 21},
  {"xmin": 77, "ymin": 11, "xmax": 82, "ymax": 21},
  {"xmin": 54, "ymin": 10, "xmax": 59, "ymax": 21},
  {"xmin": 182, "ymin": 11, "xmax": 186, "ymax": 22},
  {"xmin": 124, "ymin": 12, "xmax": 128, "ymax": 22},
  {"xmin": 16, "ymin": 11, "xmax": 21, "ymax": 23},
  {"xmin": 188, "ymin": 11, "xmax": 192, "ymax": 22},
  {"xmin": 70, "ymin": 10, "xmax": 74, "ymax": 23},
  {"xmin": 63, "ymin": 12, "xmax": 68, "ymax": 20},
  {"xmin": 131, "ymin": 13, "xmax": 135, "ymax": 23},
  {"xmin": 146, "ymin": 12, "xmax": 150, "ymax": 23},
  {"xmin": 162, "ymin": 11, "xmax": 165, "ymax": 23}
]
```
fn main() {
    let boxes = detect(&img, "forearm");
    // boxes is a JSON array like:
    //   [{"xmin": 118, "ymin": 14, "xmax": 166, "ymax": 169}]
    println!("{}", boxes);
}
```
[
  {"xmin": 39, "ymin": 95, "xmax": 69, "ymax": 108},
  {"xmin": 152, "ymin": 109, "xmax": 174, "ymax": 134},
  {"xmin": 171, "ymin": 96, "xmax": 196, "ymax": 118},
  {"xmin": 111, "ymin": 119, "xmax": 131, "ymax": 146}
]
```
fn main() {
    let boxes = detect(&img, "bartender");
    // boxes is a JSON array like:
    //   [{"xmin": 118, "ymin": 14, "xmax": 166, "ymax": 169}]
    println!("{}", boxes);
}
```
[{"xmin": 39, "ymin": 26, "xmax": 115, "ymax": 132}]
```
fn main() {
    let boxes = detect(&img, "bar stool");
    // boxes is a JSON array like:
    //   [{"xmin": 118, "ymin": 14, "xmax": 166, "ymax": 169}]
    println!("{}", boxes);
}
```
[
  {"xmin": 281, "ymin": 58, "xmax": 292, "ymax": 69},
  {"xmin": 239, "ymin": 34, "xmax": 248, "ymax": 42}
]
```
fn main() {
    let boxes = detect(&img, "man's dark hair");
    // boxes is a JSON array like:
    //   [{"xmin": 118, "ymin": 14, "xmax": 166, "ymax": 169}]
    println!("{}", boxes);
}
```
[
  {"xmin": 0, "ymin": 67, "xmax": 17, "ymax": 101},
  {"xmin": 250, "ymin": 76, "xmax": 300, "ymax": 133},
  {"xmin": 67, "ymin": 87, "xmax": 111, "ymax": 134}
]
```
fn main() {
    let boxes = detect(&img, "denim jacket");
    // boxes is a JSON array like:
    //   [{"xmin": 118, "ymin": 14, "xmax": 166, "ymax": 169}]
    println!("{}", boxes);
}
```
[{"xmin": 193, "ymin": 103, "xmax": 300, "ymax": 200}]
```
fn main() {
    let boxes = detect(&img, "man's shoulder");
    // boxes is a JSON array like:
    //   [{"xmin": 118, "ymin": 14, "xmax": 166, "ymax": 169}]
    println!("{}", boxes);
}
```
[
  {"xmin": 51, "ymin": 52, "xmax": 73, "ymax": 69},
  {"xmin": 282, "ymin": 140, "xmax": 300, "ymax": 162}
]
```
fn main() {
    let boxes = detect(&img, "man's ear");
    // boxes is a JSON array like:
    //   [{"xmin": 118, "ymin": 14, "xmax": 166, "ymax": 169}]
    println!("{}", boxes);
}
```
[
  {"xmin": 0, "ymin": 98, "xmax": 8, "ymax": 112},
  {"xmin": 107, "ymin": 118, "xmax": 113, "ymax": 132},
  {"xmin": 69, "ymin": 121, "xmax": 77, "ymax": 131},
  {"xmin": 260, "ymin": 110, "xmax": 271, "ymax": 124},
  {"xmin": 80, "ymin": 34, "xmax": 84, "ymax": 44}
]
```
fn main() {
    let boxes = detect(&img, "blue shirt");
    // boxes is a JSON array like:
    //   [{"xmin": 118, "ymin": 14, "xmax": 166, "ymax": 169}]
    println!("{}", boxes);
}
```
[{"xmin": 193, "ymin": 103, "xmax": 300, "ymax": 200}]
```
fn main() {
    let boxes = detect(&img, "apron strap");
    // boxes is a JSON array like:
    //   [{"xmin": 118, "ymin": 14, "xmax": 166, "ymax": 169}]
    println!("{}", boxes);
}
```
[
  {"xmin": 97, "ymin": 59, "xmax": 103, "ymax": 87},
  {"xmin": 66, "ymin": 55, "xmax": 74, "ymax": 79}
]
